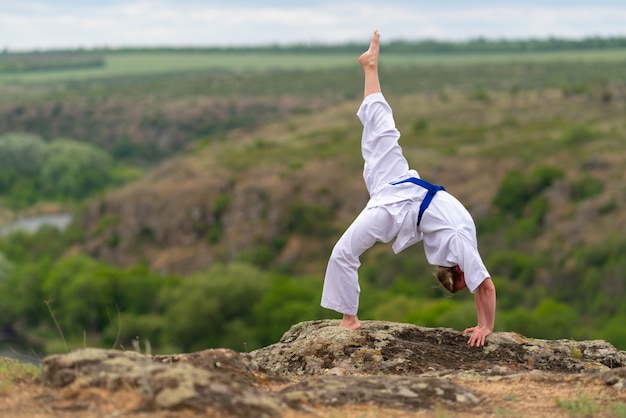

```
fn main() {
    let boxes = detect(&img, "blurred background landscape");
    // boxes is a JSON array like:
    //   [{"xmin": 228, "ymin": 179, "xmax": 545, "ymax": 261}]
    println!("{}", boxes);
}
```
[{"xmin": 1, "ymin": 1, "xmax": 625, "ymax": 361}]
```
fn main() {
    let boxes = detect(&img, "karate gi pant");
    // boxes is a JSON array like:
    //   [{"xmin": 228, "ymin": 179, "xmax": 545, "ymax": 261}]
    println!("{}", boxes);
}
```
[{"xmin": 321, "ymin": 93, "xmax": 416, "ymax": 315}]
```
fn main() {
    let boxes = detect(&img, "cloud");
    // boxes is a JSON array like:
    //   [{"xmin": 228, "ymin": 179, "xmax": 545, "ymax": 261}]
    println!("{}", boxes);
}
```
[{"xmin": 1, "ymin": 1, "xmax": 625, "ymax": 50}]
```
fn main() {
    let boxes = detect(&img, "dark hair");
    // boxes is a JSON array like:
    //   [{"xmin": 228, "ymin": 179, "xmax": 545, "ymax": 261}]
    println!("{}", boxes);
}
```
[{"xmin": 436, "ymin": 266, "xmax": 462, "ymax": 294}]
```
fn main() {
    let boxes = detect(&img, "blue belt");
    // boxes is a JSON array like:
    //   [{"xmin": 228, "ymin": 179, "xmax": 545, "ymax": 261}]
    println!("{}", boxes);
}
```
[{"xmin": 390, "ymin": 177, "xmax": 446, "ymax": 226}]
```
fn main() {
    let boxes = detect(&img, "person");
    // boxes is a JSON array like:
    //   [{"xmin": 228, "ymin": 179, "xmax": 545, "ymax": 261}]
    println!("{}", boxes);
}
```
[{"xmin": 320, "ymin": 30, "xmax": 496, "ymax": 348}]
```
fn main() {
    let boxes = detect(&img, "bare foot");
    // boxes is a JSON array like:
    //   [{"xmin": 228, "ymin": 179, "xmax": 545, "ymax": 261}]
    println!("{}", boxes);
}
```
[
  {"xmin": 358, "ymin": 30, "xmax": 380, "ymax": 70},
  {"xmin": 339, "ymin": 314, "xmax": 361, "ymax": 330}
]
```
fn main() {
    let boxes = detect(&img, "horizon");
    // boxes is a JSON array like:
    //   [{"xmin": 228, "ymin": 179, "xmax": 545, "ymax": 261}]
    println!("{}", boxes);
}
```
[{"xmin": 4, "ymin": 33, "xmax": 626, "ymax": 54}]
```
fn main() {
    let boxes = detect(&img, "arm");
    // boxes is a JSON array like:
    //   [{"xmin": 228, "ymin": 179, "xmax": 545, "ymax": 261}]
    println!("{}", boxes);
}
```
[{"xmin": 463, "ymin": 278, "xmax": 496, "ymax": 347}]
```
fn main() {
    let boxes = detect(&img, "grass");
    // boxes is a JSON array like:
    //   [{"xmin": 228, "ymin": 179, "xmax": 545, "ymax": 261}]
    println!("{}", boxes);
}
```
[
  {"xmin": 556, "ymin": 387, "xmax": 626, "ymax": 418},
  {"xmin": 0, "ymin": 357, "xmax": 40, "ymax": 393},
  {"xmin": 503, "ymin": 391, "xmax": 517, "ymax": 401},
  {"xmin": 494, "ymin": 407, "xmax": 524, "ymax": 417}
]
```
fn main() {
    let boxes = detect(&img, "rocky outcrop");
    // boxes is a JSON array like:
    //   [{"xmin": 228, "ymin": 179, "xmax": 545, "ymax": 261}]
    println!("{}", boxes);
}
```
[
  {"xmin": 41, "ymin": 348, "xmax": 284, "ymax": 417},
  {"xmin": 250, "ymin": 320, "xmax": 626, "ymax": 376},
  {"xmin": 39, "ymin": 320, "xmax": 626, "ymax": 416}
]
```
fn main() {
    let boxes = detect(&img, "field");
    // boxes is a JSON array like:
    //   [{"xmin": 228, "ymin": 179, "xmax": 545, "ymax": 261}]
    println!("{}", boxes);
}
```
[{"xmin": 2, "ymin": 47, "xmax": 626, "ymax": 85}]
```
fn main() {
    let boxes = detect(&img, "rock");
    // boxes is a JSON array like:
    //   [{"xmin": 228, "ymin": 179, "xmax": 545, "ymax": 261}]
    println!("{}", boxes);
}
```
[
  {"xmin": 152, "ymin": 347, "xmax": 283, "ymax": 386},
  {"xmin": 250, "ymin": 320, "xmax": 626, "ymax": 377},
  {"xmin": 278, "ymin": 375, "xmax": 480, "ymax": 410},
  {"xmin": 601, "ymin": 367, "xmax": 626, "ymax": 390},
  {"xmin": 41, "ymin": 348, "xmax": 283, "ymax": 417},
  {"xmin": 38, "ymin": 321, "xmax": 626, "ymax": 415}
]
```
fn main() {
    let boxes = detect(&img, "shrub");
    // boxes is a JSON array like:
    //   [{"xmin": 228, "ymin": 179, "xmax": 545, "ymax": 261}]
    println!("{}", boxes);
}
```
[
  {"xmin": 492, "ymin": 170, "xmax": 530, "ymax": 216},
  {"xmin": 492, "ymin": 166, "xmax": 563, "ymax": 217},
  {"xmin": 286, "ymin": 200, "xmax": 336, "ymax": 237},
  {"xmin": 569, "ymin": 175, "xmax": 604, "ymax": 201},
  {"xmin": 469, "ymin": 85, "xmax": 490, "ymax": 102},
  {"xmin": 561, "ymin": 124, "xmax": 594, "ymax": 145},
  {"xmin": 412, "ymin": 118, "xmax": 428, "ymax": 132},
  {"xmin": 562, "ymin": 82, "xmax": 588, "ymax": 96},
  {"xmin": 207, "ymin": 193, "xmax": 231, "ymax": 243},
  {"xmin": 528, "ymin": 166, "xmax": 564, "ymax": 191}
]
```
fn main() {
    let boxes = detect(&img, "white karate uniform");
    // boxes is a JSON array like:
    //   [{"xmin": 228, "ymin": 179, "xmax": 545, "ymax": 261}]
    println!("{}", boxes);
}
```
[{"xmin": 321, "ymin": 92, "xmax": 490, "ymax": 315}]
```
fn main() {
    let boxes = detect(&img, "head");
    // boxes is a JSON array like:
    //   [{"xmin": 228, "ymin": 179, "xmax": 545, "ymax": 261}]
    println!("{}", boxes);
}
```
[{"xmin": 436, "ymin": 265, "xmax": 466, "ymax": 294}]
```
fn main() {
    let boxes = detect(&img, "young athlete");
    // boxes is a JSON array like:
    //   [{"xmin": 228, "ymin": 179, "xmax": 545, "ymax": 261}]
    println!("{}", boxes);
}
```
[{"xmin": 320, "ymin": 30, "xmax": 496, "ymax": 348}]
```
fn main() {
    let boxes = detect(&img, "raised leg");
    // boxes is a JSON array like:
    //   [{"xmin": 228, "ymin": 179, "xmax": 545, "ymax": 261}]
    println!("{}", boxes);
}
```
[{"xmin": 359, "ymin": 30, "xmax": 381, "ymax": 98}]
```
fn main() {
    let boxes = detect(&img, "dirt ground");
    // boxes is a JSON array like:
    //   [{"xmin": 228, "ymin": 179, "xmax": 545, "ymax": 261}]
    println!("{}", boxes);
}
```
[{"xmin": 2, "ymin": 371, "xmax": 625, "ymax": 418}]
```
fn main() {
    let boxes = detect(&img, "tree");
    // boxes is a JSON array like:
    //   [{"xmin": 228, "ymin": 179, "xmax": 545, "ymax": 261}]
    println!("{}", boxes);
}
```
[
  {"xmin": 41, "ymin": 254, "xmax": 117, "ymax": 337},
  {"xmin": 502, "ymin": 299, "xmax": 577, "ymax": 340},
  {"xmin": 0, "ymin": 251, "xmax": 11, "ymax": 282},
  {"xmin": 0, "ymin": 133, "xmax": 48, "ymax": 193},
  {"xmin": 160, "ymin": 262, "xmax": 270, "ymax": 352},
  {"xmin": 0, "ymin": 259, "xmax": 51, "ymax": 327},
  {"xmin": 39, "ymin": 139, "xmax": 112, "ymax": 200},
  {"xmin": 254, "ymin": 274, "xmax": 331, "ymax": 345}
]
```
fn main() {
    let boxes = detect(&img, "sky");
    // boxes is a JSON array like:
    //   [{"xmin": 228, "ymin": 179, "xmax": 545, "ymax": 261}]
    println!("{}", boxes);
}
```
[{"xmin": 2, "ymin": 0, "xmax": 626, "ymax": 51}]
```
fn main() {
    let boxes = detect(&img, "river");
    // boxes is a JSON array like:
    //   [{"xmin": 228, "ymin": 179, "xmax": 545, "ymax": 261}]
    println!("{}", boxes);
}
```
[{"xmin": 0, "ymin": 213, "xmax": 72, "ymax": 237}]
